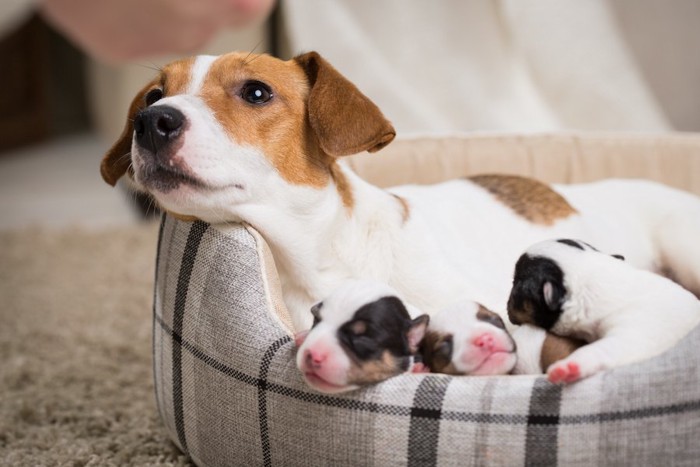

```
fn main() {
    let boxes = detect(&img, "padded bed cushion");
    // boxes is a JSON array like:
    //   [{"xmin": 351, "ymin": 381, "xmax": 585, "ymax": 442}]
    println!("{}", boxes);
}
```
[{"xmin": 152, "ymin": 134, "xmax": 700, "ymax": 466}]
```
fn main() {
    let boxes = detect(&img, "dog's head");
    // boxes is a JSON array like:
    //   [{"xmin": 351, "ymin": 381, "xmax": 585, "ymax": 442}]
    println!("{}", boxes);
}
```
[
  {"xmin": 421, "ymin": 301, "xmax": 517, "ymax": 376},
  {"xmin": 295, "ymin": 280, "xmax": 428, "ymax": 393},
  {"xmin": 100, "ymin": 51, "xmax": 395, "ymax": 221},
  {"xmin": 507, "ymin": 239, "xmax": 625, "ymax": 331}
]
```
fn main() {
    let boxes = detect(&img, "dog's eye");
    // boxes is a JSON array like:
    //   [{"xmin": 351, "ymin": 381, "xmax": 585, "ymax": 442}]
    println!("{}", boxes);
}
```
[
  {"xmin": 145, "ymin": 88, "xmax": 163, "ymax": 106},
  {"xmin": 241, "ymin": 81, "xmax": 273, "ymax": 104}
]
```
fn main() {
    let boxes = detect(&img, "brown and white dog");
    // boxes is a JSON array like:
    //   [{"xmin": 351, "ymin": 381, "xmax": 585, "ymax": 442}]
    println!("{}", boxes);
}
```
[{"xmin": 100, "ymin": 51, "xmax": 700, "ymax": 332}]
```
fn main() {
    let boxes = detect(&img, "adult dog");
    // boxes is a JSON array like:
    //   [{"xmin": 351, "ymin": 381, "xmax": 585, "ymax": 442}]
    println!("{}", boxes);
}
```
[{"xmin": 101, "ymin": 51, "xmax": 700, "ymax": 331}]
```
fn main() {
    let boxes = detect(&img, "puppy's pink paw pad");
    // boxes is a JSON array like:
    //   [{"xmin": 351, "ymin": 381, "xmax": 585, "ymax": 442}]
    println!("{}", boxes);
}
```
[
  {"xmin": 294, "ymin": 331, "xmax": 309, "ymax": 347},
  {"xmin": 547, "ymin": 361, "xmax": 581, "ymax": 384},
  {"xmin": 411, "ymin": 362, "xmax": 430, "ymax": 374},
  {"xmin": 564, "ymin": 362, "xmax": 580, "ymax": 382}
]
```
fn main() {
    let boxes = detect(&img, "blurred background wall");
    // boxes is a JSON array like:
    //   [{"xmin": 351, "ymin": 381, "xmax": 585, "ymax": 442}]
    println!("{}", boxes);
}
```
[{"xmin": 1, "ymin": 0, "xmax": 698, "ymax": 153}]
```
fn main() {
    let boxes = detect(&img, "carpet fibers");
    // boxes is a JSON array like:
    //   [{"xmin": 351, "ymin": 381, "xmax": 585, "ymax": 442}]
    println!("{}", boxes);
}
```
[{"xmin": 0, "ymin": 222, "xmax": 192, "ymax": 466}]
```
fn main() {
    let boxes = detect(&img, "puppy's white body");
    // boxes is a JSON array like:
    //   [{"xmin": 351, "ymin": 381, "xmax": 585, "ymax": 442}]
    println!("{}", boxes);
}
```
[
  {"xmin": 526, "ymin": 240, "xmax": 700, "ymax": 381},
  {"xmin": 101, "ymin": 52, "xmax": 700, "ymax": 332},
  {"xmin": 510, "ymin": 325, "xmax": 548, "ymax": 375}
]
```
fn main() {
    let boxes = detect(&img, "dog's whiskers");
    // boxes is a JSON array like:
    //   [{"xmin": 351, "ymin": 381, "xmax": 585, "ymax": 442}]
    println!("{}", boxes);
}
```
[
  {"xmin": 134, "ymin": 62, "xmax": 163, "ymax": 74},
  {"xmin": 243, "ymin": 40, "xmax": 266, "ymax": 65}
]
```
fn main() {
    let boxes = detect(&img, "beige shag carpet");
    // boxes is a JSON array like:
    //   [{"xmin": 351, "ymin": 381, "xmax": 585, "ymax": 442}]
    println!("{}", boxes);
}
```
[{"xmin": 0, "ymin": 222, "xmax": 193, "ymax": 466}]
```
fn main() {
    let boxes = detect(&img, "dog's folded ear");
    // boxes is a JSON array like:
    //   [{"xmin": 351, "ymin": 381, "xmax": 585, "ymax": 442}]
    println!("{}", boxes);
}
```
[
  {"xmin": 407, "ymin": 314, "xmax": 430, "ymax": 354},
  {"xmin": 100, "ymin": 79, "xmax": 159, "ymax": 186},
  {"xmin": 295, "ymin": 51, "xmax": 396, "ymax": 157}
]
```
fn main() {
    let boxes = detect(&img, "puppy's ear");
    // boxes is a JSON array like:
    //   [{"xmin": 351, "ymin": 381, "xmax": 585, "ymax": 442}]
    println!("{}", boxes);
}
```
[
  {"xmin": 294, "ymin": 51, "xmax": 396, "ymax": 157},
  {"xmin": 407, "ymin": 314, "xmax": 429, "ymax": 354},
  {"xmin": 543, "ymin": 281, "xmax": 565, "ymax": 311},
  {"xmin": 100, "ymin": 78, "xmax": 159, "ymax": 186}
]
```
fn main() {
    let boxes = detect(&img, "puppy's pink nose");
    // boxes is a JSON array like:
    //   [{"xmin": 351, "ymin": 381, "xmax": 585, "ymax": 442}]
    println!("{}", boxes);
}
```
[
  {"xmin": 305, "ymin": 349, "xmax": 326, "ymax": 368},
  {"xmin": 473, "ymin": 333, "xmax": 495, "ymax": 351}
]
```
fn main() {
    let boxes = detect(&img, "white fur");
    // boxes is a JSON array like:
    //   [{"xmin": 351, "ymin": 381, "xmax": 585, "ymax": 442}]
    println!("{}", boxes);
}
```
[
  {"xmin": 188, "ymin": 55, "xmax": 218, "ymax": 94},
  {"xmin": 526, "ymin": 239, "xmax": 700, "ymax": 382},
  {"xmin": 510, "ymin": 325, "xmax": 548, "ymax": 375}
]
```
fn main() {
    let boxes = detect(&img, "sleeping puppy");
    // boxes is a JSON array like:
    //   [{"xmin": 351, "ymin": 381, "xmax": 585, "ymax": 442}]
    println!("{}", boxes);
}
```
[
  {"xmin": 295, "ymin": 280, "xmax": 429, "ymax": 393},
  {"xmin": 507, "ymin": 239, "xmax": 700, "ymax": 384},
  {"xmin": 422, "ymin": 301, "xmax": 582, "ymax": 376},
  {"xmin": 421, "ymin": 301, "xmax": 518, "ymax": 376}
]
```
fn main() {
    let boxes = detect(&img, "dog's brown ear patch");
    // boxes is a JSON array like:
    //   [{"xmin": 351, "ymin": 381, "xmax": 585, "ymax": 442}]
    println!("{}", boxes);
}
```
[
  {"xmin": 295, "ymin": 51, "xmax": 396, "ymax": 157},
  {"xmin": 100, "ymin": 79, "xmax": 159, "ymax": 186}
]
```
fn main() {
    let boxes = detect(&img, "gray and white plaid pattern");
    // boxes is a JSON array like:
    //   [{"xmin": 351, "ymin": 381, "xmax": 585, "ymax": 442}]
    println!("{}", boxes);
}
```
[{"xmin": 153, "ymin": 216, "xmax": 700, "ymax": 467}]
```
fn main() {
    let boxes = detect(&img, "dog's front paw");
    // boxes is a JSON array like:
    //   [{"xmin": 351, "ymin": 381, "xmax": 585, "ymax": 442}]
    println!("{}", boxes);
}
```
[
  {"xmin": 294, "ymin": 330, "xmax": 309, "ymax": 347},
  {"xmin": 547, "ymin": 360, "xmax": 581, "ymax": 384}
]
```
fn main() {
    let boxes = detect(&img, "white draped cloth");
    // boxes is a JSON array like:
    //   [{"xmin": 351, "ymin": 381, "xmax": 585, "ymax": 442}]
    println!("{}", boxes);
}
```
[{"xmin": 281, "ymin": 0, "xmax": 669, "ymax": 134}]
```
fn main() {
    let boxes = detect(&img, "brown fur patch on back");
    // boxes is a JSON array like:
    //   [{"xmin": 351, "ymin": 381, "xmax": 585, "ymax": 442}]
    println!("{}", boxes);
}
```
[
  {"xmin": 347, "ymin": 350, "xmax": 403, "ymax": 385},
  {"xmin": 469, "ymin": 174, "xmax": 577, "ymax": 225},
  {"xmin": 540, "ymin": 333, "xmax": 585, "ymax": 371}
]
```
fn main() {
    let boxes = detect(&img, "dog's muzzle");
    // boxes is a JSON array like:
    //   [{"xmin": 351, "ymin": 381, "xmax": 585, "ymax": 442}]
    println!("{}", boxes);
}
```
[{"xmin": 134, "ymin": 105, "xmax": 185, "ymax": 155}]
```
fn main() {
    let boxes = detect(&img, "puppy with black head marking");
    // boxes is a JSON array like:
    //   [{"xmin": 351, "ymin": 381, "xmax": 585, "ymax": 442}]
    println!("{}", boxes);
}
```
[
  {"xmin": 295, "ymin": 280, "xmax": 429, "ymax": 393},
  {"xmin": 508, "ymin": 239, "xmax": 700, "ymax": 384}
]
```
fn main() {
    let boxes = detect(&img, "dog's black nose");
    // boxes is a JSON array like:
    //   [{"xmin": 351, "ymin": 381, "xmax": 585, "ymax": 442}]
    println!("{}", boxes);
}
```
[{"xmin": 133, "ymin": 106, "xmax": 185, "ymax": 154}]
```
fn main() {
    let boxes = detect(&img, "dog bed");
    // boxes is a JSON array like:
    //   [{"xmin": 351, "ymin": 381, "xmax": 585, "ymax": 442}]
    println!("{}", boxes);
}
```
[{"xmin": 152, "ymin": 134, "xmax": 700, "ymax": 466}]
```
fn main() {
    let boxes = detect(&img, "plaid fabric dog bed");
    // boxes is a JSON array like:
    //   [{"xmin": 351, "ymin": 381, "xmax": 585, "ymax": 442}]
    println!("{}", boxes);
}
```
[{"xmin": 153, "ymin": 215, "xmax": 700, "ymax": 467}]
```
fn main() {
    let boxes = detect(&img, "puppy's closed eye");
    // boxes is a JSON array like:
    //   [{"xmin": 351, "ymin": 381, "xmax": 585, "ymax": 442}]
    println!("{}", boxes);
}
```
[
  {"xmin": 435, "ymin": 337, "xmax": 453, "ymax": 358},
  {"xmin": 310, "ymin": 301, "xmax": 323, "ymax": 327}
]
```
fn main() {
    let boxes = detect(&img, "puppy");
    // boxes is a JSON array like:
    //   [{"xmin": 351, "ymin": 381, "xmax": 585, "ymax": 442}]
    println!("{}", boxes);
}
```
[
  {"xmin": 421, "ymin": 301, "xmax": 518, "ymax": 376},
  {"xmin": 422, "ymin": 302, "xmax": 582, "ymax": 376},
  {"xmin": 508, "ymin": 239, "xmax": 700, "ymax": 383},
  {"xmin": 100, "ymin": 50, "xmax": 700, "ymax": 332},
  {"xmin": 295, "ymin": 280, "xmax": 429, "ymax": 393}
]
